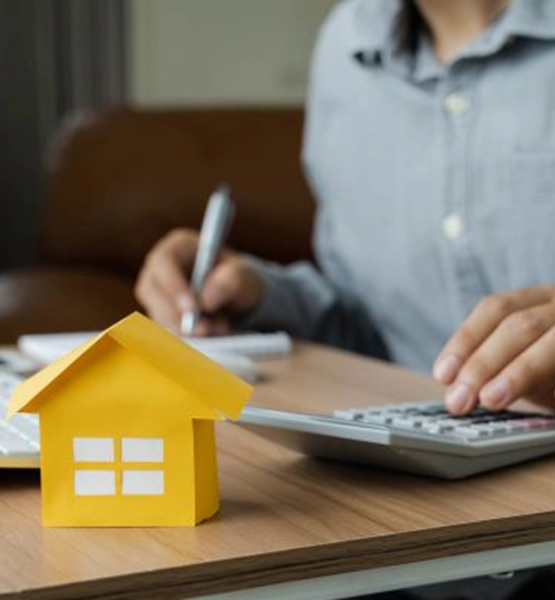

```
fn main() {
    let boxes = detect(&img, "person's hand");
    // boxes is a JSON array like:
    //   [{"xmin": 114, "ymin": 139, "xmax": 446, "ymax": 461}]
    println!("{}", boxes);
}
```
[
  {"xmin": 135, "ymin": 228, "xmax": 264, "ymax": 335},
  {"xmin": 433, "ymin": 286, "xmax": 555, "ymax": 414}
]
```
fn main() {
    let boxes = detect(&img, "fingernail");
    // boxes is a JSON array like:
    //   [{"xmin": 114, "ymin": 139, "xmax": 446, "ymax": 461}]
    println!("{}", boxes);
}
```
[
  {"xmin": 481, "ymin": 377, "xmax": 510, "ymax": 407},
  {"xmin": 433, "ymin": 353, "xmax": 461, "ymax": 383},
  {"xmin": 446, "ymin": 383, "xmax": 473, "ymax": 413},
  {"xmin": 177, "ymin": 293, "xmax": 194, "ymax": 312}
]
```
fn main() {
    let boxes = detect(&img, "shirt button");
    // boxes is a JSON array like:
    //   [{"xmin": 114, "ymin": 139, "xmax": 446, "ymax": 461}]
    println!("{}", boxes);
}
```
[
  {"xmin": 444, "ymin": 93, "xmax": 470, "ymax": 116},
  {"xmin": 442, "ymin": 214, "xmax": 466, "ymax": 240}
]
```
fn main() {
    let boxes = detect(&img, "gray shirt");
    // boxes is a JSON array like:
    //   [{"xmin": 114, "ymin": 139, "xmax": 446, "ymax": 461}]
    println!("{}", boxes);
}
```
[{"xmin": 247, "ymin": 0, "xmax": 555, "ymax": 373}]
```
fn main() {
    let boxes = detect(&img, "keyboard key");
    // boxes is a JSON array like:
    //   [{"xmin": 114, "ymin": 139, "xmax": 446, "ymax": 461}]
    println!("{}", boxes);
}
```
[
  {"xmin": 0, "ymin": 428, "xmax": 37, "ymax": 455},
  {"xmin": 7, "ymin": 416, "xmax": 40, "ymax": 446},
  {"xmin": 0, "ymin": 371, "xmax": 40, "ymax": 454}
]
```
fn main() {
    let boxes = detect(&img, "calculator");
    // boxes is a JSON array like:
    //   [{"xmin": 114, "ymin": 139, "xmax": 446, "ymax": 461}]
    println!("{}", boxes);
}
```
[{"xmin": 236, "ymin": 402, "xmax": 555, "ymax": 479}]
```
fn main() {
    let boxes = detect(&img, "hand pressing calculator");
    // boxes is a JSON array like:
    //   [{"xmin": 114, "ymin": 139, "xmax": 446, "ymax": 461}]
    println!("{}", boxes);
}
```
[{"xmin": 236, "ymin": 402, "xmax": 555, "ymax": 479}]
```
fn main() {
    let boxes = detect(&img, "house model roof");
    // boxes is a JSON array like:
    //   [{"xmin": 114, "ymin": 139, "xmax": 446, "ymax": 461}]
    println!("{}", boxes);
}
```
[{"xmin": 7, "ymin": 312, "xmax": 252, "ymax": 419}]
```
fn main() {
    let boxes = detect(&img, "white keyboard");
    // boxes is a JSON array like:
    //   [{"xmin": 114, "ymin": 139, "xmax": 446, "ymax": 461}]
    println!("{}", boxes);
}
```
[{"xmin": 0, "ymin": 371, "xmax": 40, "ymax": 468}]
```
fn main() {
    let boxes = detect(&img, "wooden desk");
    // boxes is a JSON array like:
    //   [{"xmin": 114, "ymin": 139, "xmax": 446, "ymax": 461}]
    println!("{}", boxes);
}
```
[{"xmin": 2, "ymin": 343, "xmax": 555, "ymax": 599}]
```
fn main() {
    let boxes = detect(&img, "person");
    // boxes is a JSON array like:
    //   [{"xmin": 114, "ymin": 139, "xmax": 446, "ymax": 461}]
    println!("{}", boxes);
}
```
[
  {"xmin": 136, "ymin": 0, "xmax": 555, "ymax": 419},
  {"xmin": 136, "ymin": 1, "xmax": 555, "ymax": 596}
]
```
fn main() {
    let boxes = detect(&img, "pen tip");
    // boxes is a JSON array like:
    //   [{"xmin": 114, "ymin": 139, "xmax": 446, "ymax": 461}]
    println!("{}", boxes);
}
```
[{"xmin": 180, "ymin": 312, "xmax": 197, "ymax": 337}]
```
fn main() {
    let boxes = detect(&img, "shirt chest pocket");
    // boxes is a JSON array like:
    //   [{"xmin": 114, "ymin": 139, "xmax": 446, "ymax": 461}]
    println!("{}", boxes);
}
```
[{"xmin": 506, "ymin": 152, "xmax": 555, "ymax": 287}]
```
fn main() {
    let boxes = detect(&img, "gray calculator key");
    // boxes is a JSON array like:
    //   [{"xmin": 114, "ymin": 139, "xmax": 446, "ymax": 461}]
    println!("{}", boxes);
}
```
[
  {"xmin": 503, "ymin": 421, "xmax": 527, "ymax": 433},
  {"xmin": 332, "ymin": 410, "xmax": 360, "ymax": 421},
  {"xmin": 423, "ymin": 422, "xmax": 456, "ymax": 435},
  {"xmin": 483, "ymin": 423, "xmax": 512, "ymax": 435},
  {"xmin": 452, "ymin": 426, "xmax": 491, "ymax": 440},
  {"xmin": 470, "ymin": 424, "xmax": 504, "ymax": 437},
  {"xmin": 391, "ymin": 417, "xmax": 424, "ymax": 429},
  {"xmin": 363, "ymin": 413, "xmax": 395, "ymax": 425}
]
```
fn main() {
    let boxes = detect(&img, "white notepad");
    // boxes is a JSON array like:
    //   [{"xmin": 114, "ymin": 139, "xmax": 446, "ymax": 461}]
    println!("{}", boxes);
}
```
[
  {"xmin": 187, "ymin": 332, "xmax": 292, "ymax": 359},
  {"xmin": 17, "ymin": 330, "xmax": 292, "ymax": 381}
]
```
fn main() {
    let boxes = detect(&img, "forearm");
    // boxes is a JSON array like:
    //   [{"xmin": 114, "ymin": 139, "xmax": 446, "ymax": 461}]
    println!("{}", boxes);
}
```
[{"xmin": 242, "ymin": 258, "xmax": 389, "ymax": 359}]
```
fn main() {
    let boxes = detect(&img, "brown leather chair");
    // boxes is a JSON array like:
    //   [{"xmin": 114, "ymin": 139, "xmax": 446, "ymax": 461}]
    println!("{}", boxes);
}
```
[{"xmin": 0, "ymin": 108, "xmax": 315, "ymax": 343}]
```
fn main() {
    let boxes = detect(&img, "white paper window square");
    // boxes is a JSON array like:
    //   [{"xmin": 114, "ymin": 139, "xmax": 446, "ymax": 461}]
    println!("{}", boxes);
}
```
[
  {"xmin": 122, "ymin": 470, "xmax": 164, "ymax": 495},
  {"xmin": 73, "ymin": 438, "xmax": 114, "ymax": 462},
  {"xmin": 121, "ymin": 438, "xmax": 164, "ymax": 463},
  {"xmin": 74, "ymin": 470, "xmax": 116, "ymax": 496}
]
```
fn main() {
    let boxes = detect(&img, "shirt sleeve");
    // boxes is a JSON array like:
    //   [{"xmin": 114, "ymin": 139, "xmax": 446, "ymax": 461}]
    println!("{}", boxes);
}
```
[
  {"xmin": 236, "ymin": 2, "xmax": 388, "ymax": 359},
  {"xmin": 241, "ymin": 255, "xmax": 388, "ymax": 358}
]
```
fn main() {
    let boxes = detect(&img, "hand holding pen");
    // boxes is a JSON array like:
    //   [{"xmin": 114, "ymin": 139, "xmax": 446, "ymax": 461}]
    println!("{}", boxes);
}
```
[
  {"xmin": 181, "ymin": 185, "xmax": 235, "ymax": 335},
  {"xmin": 135, "ymin": 186, "xmax": 264, "ymax": 336}
]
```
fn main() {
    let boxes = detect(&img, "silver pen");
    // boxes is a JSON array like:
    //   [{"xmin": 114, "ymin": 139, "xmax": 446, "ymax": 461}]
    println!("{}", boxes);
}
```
[{"xmin": 180, "ymin": 185, "xmax": 236, "ymax": 336}]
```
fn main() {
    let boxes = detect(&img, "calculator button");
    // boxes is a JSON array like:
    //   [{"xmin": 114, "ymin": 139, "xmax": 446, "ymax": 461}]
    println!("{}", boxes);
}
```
[
  {"xmin": 394, "ymin": 403, "xmax": 422, "ymax": 413},
  {"xmin": 364, "ymin": 408, "xmax": 388, "ymax": 417},
  {"xmin": 520, "ymin": 418, "xmax": 555, "ymax": 431},
  {"xmin": 502, "ymin": 421, "xmax": 527, "ymax": 433},
  {"xmin": 422, "ymin": 417, "xmax": 470, "ymax": 433},
  {"xmin": 418, "ymin": 400, "xmax": 445, "ymax": 410},
  {"xmin": 476, "ymin": 424, "xmax": 506, "ymax": 436},
  {"xmin": 442, "ymin": 418, "xmax": 473, "ymax": 426},
  {"xmin": 468, "ymin": 413, "xmax": 513, "ymax": 425},
  {"xmin": 418, "ymin": 416, "xmax": 444, "ymax": 424},
  {"xmin": 452, "ymin": 426, "xmax": 491, "ymax": 440},
  {"xmin": 418, "ymin": 406, "xmax": 449, "ymax": 416},
  {"xmin": 423, "ymin": 422, "xmax": 456, "ymax": 435},
  {"xmin": 476, "ymin": 424, "xmax": 511, "ymax": 436},
  {"xmin": 491, "ymin": 424, "xmax": 512, "ymax": 434},
  {"xmin": 381, "ymin": 407, "xmax": 405, "ymax": 415},
  {"xmin": 332, "ymin": 410, "xmax": 360, "ymax": 421},
  {"xmin": 362, "ymin": 413, "xmax": 395, "ymax": 425},
  {"xmin": 391, "ymin": 417, "xmax": 423, "ymax": 429}
]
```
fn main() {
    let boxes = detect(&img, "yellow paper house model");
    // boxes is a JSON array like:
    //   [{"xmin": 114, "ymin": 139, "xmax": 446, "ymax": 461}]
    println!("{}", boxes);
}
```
[{"xmin": 7, "ymin": 312, "xmax": 252, "ymax": 527}]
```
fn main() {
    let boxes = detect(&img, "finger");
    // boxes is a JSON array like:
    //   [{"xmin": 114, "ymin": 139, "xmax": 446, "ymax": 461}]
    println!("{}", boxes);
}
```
[
  {"xmin": 200, "ymin": 260, "xmax": 245, "ymax": 314},
  {"xmin": 146, "ymin": 230, "xmax": 199, "ymax": 312},
  {"xmin": 136, "ymin": 277, "xmax": 181, "ymax": 333},
  {"xmin": 434, "ymin": 286, "xmax": 555, "ymax": 385},
  {"xmin": 165, "ymin": 229, "xmax": 200, "ymax": 274},
  {"xmin": 445, "ymin": 304, "xmax": 555, "ymax": 414},
  {"xmin": 479, "ymin": 326, "xmax": 555, "ymax": 411},
  {"xmin": 149, "ymin": 252, "xmax": 194, "ymax": 312}
]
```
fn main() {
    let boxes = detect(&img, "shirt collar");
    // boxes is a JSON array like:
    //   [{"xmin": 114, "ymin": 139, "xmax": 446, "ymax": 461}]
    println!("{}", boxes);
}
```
[
  {"xmin": 349, "ymin": 0, "xmax": 401, "ymax": 63},
  {"xmin": 350, "ymin": 0, "xmax": 555, "ymax": 81},
  {"xmin": 454, "ymin": 0, "xmax": 555, "ymax": 63},
  {"xmin": 504, "ymin": 0, "xmax": 555, "ymax": 41}
]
